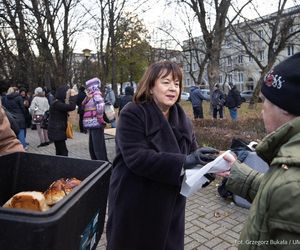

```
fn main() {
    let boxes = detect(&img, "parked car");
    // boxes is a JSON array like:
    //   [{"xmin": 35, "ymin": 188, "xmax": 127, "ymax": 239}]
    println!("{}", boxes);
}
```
[
  {"xmin": 180, "ymin": 91, "xmax": 190, "ymax": 101},
  {"xmin": 200, "ymin": 89, "xmax": 210, "ymax": 100},
  {"xmin": 240, "ymin": 90, "xmax": 253, "ymax": 102}
]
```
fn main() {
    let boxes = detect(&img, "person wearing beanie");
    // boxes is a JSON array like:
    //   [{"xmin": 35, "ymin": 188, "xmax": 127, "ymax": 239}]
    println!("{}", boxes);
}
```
[
  {"xmin": 47, "ymin": 85, "xmax": 77, "ymax": 156},
  {"xmin": 224, "ymin": 82, "xmax": 242, "ymax": 121},
  {"xmin": 216, "ymin": 52, "xmax": 300, "ymax": 249},
  {"xmin": 82, "ymin": 77, "xmax": 108, "ymax": 161}
]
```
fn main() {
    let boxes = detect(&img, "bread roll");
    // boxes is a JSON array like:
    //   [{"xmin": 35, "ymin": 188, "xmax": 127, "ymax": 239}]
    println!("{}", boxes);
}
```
[
  {"xmin": 3, "ymin": 191, "xmax": 49, "ymax": 212},
  {"xmin": 44, "ymin": 178, "xmax": 81, "ymax": 206}
]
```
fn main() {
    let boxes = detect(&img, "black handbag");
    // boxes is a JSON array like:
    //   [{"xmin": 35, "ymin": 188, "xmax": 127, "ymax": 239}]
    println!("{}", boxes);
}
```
[{"xmin": 32, "ymin": 114, "xmax": 44, "ymax": 123}]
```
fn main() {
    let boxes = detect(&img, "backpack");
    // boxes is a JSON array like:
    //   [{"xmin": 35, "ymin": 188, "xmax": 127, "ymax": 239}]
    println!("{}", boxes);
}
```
[{"xmin": 217, "ymin": 138, "xmax": 269, "ymax": 209}]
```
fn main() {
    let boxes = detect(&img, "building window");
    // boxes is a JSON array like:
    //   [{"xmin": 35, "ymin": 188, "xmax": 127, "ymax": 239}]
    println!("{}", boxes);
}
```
[
  {"xmin": 225, "ymin": 39, "xmax": 232, "ymax": 48},
  {"xmin": 228, "ymin": 74, "xmax": 233, "ymax": 83},
  {"xmin": 227, "ymin": 56, "xmax": 232, "ymax": 66},
  {"xmin": 186, "ymin": 78, "xmax": 190, "ymax": 86},
  {"xmin": 247, "ymin": 33, "xmax": 252, "ymax": 43},
  {"xmin": 237, "ymin": 55, "xmax": 243, "ymax": 64},
  {"xmin": 258, "ymin": 30, "xmax": 264, "ymax": 40},
  {"xmin": 219, "ymin": 75, "xmax": 223, "ymax": 84},
  {"xmin": 237, "ymin": 72, "xmax": 244, "ymax": 83},
  {"xmin": 193, "ymin": 63, "xmax": 197, "ymax": 71},
  {"xmin": 287, "ymin": 45, "xmax": 294, "ymax": 56},
  {"xmin": 259, "ymin": 50, "xmax": 264, "ymax": 61}
]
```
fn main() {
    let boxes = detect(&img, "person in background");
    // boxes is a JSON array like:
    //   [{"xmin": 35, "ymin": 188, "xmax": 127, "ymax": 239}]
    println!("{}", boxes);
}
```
[
  {"xmin": 47, "ymin": 85, "xmax": 77, "ymax": 156},
  {"xmin": 76, "ymin": 86, "xmax": 87, "ymax": 133},
  {"xmin": 0, "ymin": 99, "xmax": 24, "ymax": 155},
  {"xmin": 82, "ymin": 78, "xmax": 107, "ymax": 161},
  {"xmin": 118, "ymin": 85, "xmax": 134, "ymax": 114},
  {"xmin": 1, "ymin": 87, "xmax": 27, "ymax": 149},
  {"xmin": 211, "ymin": 83, "xmax": 225, "ymax": 119},
  {"xmin": 225, "ymin": 82, "xmax": 242, "ymax": 121},
  {"xmin": 217, "ymin": 53, "xmax": 300, "ymax": 248},
  {"xmin": 44, "ymin": 87, "xmax": 55, "ymax": 105},
  {"xmin": 189, "ymin": 83, "xmax": 206, "ymax": 119},
  {"xmin": 104, "ymin": 85, "xmax": 117, "ymax": 128},
  {"xmin": 29, "ymin": 87, "xmax": 50, "ymax": 147},
  {"xmin": 106, "ymin": 61, "xmax": 218, "ymax": 250},
  {"xmin": 19, "ymin": 87, "xmax": 31, "ymax": 144}
]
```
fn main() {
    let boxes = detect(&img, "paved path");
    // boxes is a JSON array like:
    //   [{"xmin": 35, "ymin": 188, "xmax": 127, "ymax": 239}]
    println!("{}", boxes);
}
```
[{"xmin": 26, "ymin": 128, "xmax": 248, "ymax": 250}]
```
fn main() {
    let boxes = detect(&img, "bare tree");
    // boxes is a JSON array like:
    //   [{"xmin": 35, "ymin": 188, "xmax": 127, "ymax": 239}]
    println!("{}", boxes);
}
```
[
  {"xmin": 177, "ymin": 0, "xmax": 252, "ymax": 92},
  {"xmin": 157, "ymin": 6, "xmax": 209, "ymax": 86},
  {"xmin": 229, "ymin": 1, "xmax": 300, "ymax": 104},
  {"xmin": 0, "ymin": 0, "xmax": 86, "ymax": 90},
  {"xmin": 0, "ymin": 0, "xmax": 36, "ymax": 86}
]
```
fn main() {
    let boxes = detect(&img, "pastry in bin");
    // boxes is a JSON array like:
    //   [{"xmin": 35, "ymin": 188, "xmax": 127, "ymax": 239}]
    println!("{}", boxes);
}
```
[
  {"xmin": 44, "ymin": 178, "xmax": 81, "ymax": 206},
  {"xmin": 3, "ymin": 191, "xmax": 50, "ymax": 212}
]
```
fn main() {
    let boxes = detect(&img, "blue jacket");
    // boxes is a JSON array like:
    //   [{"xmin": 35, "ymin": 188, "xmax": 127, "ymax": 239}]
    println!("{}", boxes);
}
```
[{"xmin": 189, "ymin": 86, "xmax": 205, "ymax": 107}]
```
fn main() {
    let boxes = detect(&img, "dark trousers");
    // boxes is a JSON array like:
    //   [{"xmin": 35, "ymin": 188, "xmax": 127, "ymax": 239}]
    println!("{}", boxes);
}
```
[
  {"xmin": 54, "ymin": 140, "xmax": 68, "ymax": 156},
  {"xmin": 89, "ymin": 128, "xmax": 108, "ymax": 161},
  {"xmin": 193, "ymin": 105, "xmax": 204, "ymax": 119},
  {"xmin": 78, "ymin": 112, "xmax": 86, "ymax": 133},
  {"xmin": 213, "ymin": 106, "xmax": 224, "ymax": 119}
]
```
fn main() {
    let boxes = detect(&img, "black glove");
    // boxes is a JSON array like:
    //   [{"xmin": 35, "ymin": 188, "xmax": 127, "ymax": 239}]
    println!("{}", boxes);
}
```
[
  {"xmin": 184, "ymin": 147, "xmax": 219, "ymax": 169},
  {"xmin": 202, "ymin": 173, "xmax": 216, "ymax": 188}
]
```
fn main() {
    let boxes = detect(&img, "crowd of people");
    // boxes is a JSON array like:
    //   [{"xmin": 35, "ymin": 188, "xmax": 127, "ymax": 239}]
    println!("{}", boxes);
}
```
[
  {"xmin": 188, "ymin": 81, "xmax": 242, "ymax": 120},
  {"xmin": 0, "ymin": 80, "xmax": 132, "ymax": 159},
  {"xmin": 1, "ymin": 52, "xmax": 300, "ymax": 249}
]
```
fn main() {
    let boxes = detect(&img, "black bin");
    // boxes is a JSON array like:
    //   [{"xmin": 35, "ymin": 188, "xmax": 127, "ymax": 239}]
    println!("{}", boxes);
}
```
[{"xmin": 0, "ymin": 152, "xmax": 111, "ymax": 250}]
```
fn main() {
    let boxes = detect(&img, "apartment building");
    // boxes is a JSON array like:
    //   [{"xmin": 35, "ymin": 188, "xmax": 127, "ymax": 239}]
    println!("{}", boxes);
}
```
[{"xmin": 182, "ymin": 6, "xmax": 300, "ymax": 91}]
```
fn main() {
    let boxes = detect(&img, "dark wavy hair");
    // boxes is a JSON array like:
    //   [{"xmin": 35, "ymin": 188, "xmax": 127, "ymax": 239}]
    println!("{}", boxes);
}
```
[{"xmin": 134, "ymin": 61, "xmax": 183, "ymax": 104}]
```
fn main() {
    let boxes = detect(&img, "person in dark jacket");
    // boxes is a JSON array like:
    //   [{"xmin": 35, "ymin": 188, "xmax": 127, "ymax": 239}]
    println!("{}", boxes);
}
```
[
  {"xmin": 217, "ymin": 53, "xmax": 300, "ymax": 249},
  {"xmin": 76, "ymin": 86, "xmax": 87, "ymax": 133},
  {"xmin": 2, "ymin": 87, "xmax": 27, "ymax": 149},
  {"xmin": 189, "ymin": 84, "xmax": 206, "ymax": 119},
  {"xmin": 106, "ymin": 61, "xmax": 218, "ymax": 250},
  {"xmin": 225, "ymin": 83, "xmax": 242, "ymax": 121},
  {"xmin": 47, "ymin": 85, "xmax": 77, "ymax": 156},
  {"xmin": 118, "ymin": 85, "xmax": 134, "ymax": 114},
  {"xmin": 0, "ymin": 99, "xmax": 24, "ymax": 155},
  {"xmin": 211, "ymin": 83, "xmax": 225, "ymax": 119}
]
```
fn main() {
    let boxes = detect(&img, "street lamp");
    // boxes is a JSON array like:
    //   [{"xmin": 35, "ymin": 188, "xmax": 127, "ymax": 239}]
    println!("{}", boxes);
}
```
[
  {"xmin": 82, "ymin": 49, "xmax": 92, "ymax": 82},
  {"xmin": 82, "ymin": 48, "xmax": 91, "ymax": 59}
]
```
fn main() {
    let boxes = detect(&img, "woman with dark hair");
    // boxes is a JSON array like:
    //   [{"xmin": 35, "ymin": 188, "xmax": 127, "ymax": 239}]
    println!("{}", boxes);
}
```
[
  {"xmin": 106, "ymin": 61, "xmax": 218, "ymax": 250},
  {"xmin": 47, "ymin": 85, "xmax": 77, "ymax": 156}
]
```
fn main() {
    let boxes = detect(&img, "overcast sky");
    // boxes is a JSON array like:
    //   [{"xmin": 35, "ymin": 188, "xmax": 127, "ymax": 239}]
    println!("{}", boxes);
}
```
[{"xmin": 73, "ymin": 0, "xmax": 299, "ymax": 53}]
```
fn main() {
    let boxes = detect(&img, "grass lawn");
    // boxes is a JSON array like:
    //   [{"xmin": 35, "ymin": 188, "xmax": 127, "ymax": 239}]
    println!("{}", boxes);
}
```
[{"xmin": 180, "ymin": 100, "xmax": 266, "ymax": 150}]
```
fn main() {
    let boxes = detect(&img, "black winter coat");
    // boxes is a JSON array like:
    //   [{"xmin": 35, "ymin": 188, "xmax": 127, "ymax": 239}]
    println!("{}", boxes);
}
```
[
  {"xmin": 225, "ymin": 88, "xmax": 242, "ymax": 108},
  {"xmin": 106, "ymin": 101, "xmax": 198, "ymax": 250},
  {"xmin": 48, "ymin": 95, "xmax": 77, "ymax": 142},
  {"xmin": 2, "ymin": 93, "xmax": 26, "ymax": 129}
]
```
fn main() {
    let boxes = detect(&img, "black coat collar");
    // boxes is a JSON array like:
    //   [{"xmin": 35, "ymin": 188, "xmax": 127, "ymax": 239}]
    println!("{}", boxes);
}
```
[{"xmin": 142, "ymin": 101, "xmax": 192, "ymax": 145}]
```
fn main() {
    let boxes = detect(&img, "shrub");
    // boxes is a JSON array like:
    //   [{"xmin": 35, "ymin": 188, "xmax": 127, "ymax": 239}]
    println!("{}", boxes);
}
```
[
  {"xmin": 193, "ymin": 118, "xmax": 266, "ymax": 150},
  {"xmin": 180, "ymin": 101, "xmax": 266, "ymax": 150}
]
